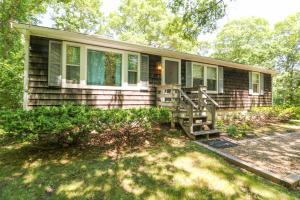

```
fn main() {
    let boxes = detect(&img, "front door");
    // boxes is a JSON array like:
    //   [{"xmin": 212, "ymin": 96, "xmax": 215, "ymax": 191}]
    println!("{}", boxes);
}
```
[{"xmin": 162, "ymin": 57, "xmax": 181, "ymax": 85}]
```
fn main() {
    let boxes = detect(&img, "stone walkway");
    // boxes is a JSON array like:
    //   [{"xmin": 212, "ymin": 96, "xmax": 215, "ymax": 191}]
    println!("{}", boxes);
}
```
[{"xmin": 211, "ymin": 132, "xmax": 300, "ymax": 177}]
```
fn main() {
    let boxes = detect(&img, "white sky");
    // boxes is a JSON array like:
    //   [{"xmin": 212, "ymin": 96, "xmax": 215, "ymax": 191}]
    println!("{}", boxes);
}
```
[{"xmin": 40, "ymin": 0, "xmax": 300, "ymax": 41}]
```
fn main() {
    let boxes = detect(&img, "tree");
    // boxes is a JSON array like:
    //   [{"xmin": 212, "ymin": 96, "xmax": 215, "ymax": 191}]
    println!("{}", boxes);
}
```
[
  {"xmin": 107, "ymin": 0, "xmax": 226, "ymax": 53},
  {"xmin": 213, "ymin": 17, "xmax": 275, "ymax": 68},
  {"xmin": 51, "ymin": 0, "xmax": 104, "ymax": 33},
  {"xmin": 168, "ymin": 0, "xmax": 226, "ymax": 40},
  {"xmin": 0, "ymin": 0, "xmax": 50, "ymax": 109},
  {"xmin": 273, "ymin": 13, "xmax": 300, "ymax": 105}
]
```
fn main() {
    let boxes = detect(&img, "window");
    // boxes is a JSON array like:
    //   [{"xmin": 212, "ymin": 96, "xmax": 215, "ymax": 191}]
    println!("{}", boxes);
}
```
[
  {"xmin": 192, "ymin": 64, "xmax": 204, "ymax": 86},
  {"xmin": 207, "ymin": 67, "xmax": 217, "ymax": 91},
  {"xmin": 62, "ymin": 42, "xmax": 142, "ymax": 89},
  {"xmin": 128, "ymin": 54, "xmax": 138, "ymax": 84},
  {"xmin": 87, "ymin": 49, "xmax": 122, "ymax": 86},
  {"xmin": 66, "ymin": 45, "xmax": 80, "ymax": 84},
  {"xmin": 252, "ymin": 72, "xmax": 260, "ymax": 94},
  {"xmin": 192, "ymin": 63, "xmax": 218, "ymax": 92}
]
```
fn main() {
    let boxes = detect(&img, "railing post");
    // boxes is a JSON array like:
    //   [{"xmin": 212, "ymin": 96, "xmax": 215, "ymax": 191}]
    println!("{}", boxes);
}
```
[
  {"xmin": 188, "ymin": 104, "xmax": 193, "ymax": 133},
  {"xmin": 211, "ymin": 105, "xmax": 216, "ymax": 129},
  {"xmin": 198, "ymin": 86, "xmax": 202, "ymax": 110}
]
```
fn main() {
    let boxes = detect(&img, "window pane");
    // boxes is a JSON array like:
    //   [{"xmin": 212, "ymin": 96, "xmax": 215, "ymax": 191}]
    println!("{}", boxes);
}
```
[
  {"xmin": 86, "ymin": 50, "xmax": 122, "ymax": 86},
  {"xmin": 253, "ymin": 83, "xmax": 259, "ymax": 93},
  {"xmin": 252, "ymin": 73, "xmax": 259, "ymax": 84},
  {"xmin": 87, "ymin": 50, "xmax": 105, "ymax": 85},
  {"xmin": 192, "ymin": 64, "xmax": 204, "ymax": 86},
  {"xmin": 67, "ymin": 46, "xmax": 80, "ymax": 65},
  {"xmin": 66, "ymin": 65, "xmax": 80, "ymax": 84},
  {"xmin": 207, "ymin": 79, "xmax": 217, "ymax": 91},
  {"xmin": 128, "ymin": 54, "xmax": 138, "ymax": 70},
  {"xmin": 105, "ymin": 52, "xmax": 122, "ymax": 86},
  {"xmin": 207, "ymin": 67, "xmax": 217, "ymax": 80},
  {"xmin": 165, "ymin": 60, "xmax": 179, "ymax": 84},
  {"xmin": 128, "ymin": 71, "xmax": 137, "ymax": 84},
  {"xmin": 193, "ymin": 78, "xmax": 204, "ymax": 86}
]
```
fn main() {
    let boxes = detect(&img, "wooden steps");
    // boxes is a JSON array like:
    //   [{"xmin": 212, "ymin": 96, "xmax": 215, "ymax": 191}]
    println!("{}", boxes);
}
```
[{"xmin": 156, "ymin": 85, "xmax": 220, "ymax": 140}]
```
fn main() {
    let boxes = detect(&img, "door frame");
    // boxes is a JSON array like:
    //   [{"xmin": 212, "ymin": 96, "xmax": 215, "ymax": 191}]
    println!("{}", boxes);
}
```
[{"xmin": 161, "ymin": 57, "xmax": 181, "ymax": 85}]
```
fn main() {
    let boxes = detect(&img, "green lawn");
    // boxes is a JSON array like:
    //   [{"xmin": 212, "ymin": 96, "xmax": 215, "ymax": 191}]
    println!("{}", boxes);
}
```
[{"xmin": 0, "ymin": 131, "xmax": 299, "ymax": 200}]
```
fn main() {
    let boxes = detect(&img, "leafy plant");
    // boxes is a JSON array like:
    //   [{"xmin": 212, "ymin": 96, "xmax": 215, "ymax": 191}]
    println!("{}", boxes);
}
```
[{"xmin": 0, "ymin": 105, "xmax": 171, "ymax": 146}]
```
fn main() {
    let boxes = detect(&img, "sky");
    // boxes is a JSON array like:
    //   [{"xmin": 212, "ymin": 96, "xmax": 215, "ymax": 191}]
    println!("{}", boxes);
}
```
[{"xmin": 41, "ymin": 0, "xmax": 300, "ymax": 41}]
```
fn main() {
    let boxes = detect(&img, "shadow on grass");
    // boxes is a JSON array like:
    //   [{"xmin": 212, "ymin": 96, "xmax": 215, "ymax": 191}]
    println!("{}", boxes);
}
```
[{"xmin": 0, "ymin": 131, "xmax": 298, "ymax": 200}]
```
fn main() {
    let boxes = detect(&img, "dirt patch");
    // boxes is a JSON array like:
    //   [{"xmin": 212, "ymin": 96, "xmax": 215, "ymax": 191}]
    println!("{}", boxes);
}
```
[{"xmin": 220, "ymin": 132, "xmax": 300, "ymax": 177}]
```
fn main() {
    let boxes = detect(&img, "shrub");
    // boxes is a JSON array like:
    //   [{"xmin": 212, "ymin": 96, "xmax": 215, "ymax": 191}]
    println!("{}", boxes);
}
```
[
  {"xmin": 226, "ymin": 125, "xmax": 238, "ymax": 137},
  {"xmin": 249, "ymin": 106, "xmax": 300, "ymax": 122},
  {"xmin": 0, "ymin": 105, "xmax": 171, "ymax": 146},
  {"xmin": 225, "ymin": 123, "xmax": 251, "ymax": 139}
]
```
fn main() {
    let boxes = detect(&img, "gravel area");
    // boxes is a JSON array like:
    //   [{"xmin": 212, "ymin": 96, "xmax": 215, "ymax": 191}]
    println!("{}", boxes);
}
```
[{"xmin": 208, "ymin": 132, "xmax": 300, "ymax": 177}]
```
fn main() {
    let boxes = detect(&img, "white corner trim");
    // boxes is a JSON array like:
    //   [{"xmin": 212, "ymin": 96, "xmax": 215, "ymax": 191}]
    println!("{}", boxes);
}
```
[{"xmin": 22, "ymin": 30, "xmax": 30, "ymax": 110}]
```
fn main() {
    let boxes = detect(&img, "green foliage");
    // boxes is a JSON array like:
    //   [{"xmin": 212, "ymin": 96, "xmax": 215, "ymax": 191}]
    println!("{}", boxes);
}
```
[
  {"xmin": 51, "ymin": 0, "xmax": 104, "ymax": 33},
  {"xmin": 250, "ymin": 106, "xmax": 300, "ymax": 122},
  {"xmin": 213, "ymin": 17, "xmax": 275, "ymax": 68},
  {"xmin": 273, "ymin": 13, "xmax": 300, "ymax": 106},
  {"xmin": 213, "ymin": 13, "xmax": 300, "ymax": 106},
  {"xmin": 226, "ymin": 124, "xmax": 238, "ymax": 137},
  {"xmin": 168, "ymin": 0, "xmax": 226, "ymax": 40},
  {"xmin": 107, "ymin": 0, "xmax": 225, "ymax": 53},
  {"xmin": 225, "ymin": 123, "xmax": 250, "ymax": 139},
  {"xmin": 0, "ymin": 0, "xmax": 50, "ymax": 109},
  {"xmin": 0, "ymin": 105, "xmax": 171, "ymax": 146}
]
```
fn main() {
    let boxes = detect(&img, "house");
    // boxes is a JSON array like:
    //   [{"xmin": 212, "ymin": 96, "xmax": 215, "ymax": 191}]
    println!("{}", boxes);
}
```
[{"xmin": 14, "ymin": 23, "xmax": 276, "ymax": 138}]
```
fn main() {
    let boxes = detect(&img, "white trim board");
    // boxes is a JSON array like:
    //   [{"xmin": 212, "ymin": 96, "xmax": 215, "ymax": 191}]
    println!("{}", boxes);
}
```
[{"xmin": 13, "ymin": 23, "xmax": 277, "ymax": 75}]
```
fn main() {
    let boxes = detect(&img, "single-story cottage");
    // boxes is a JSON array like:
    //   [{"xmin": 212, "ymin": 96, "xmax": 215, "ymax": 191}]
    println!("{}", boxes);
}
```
[{"xmin": 14, "ymin": 23, "xmax": 276, "ymax": 138}]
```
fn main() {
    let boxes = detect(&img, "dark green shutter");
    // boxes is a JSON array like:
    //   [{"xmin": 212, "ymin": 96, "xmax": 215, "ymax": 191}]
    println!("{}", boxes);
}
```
[
  {"xmin": 140, "ymin": 54, "xmax": 149, "ymax": 87},
  {"xmin": 218, "ymin": 67, "xmax": 224, "ymax": 93},
  {"xmin": 185, "ymin": 61, "xmax": 192, "ymax": 87}
]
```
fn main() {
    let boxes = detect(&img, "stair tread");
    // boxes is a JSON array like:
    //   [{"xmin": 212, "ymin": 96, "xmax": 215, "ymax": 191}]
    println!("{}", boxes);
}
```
[
  {"xmin": 192, "ymin": 122, "xmax": 212, "ymax": 126},
  {"xmin": 192, "ymin": 130, "xmax": 219, "ymax": 136},
  {"xmin": 178, "ymin": 115, "xmax": 207, "ymax": 119}
]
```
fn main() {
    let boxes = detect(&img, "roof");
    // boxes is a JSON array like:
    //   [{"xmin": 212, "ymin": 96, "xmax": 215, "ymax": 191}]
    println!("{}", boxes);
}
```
[{"xmin": 13, "ymin": 23, "xmax": 276, "ymax": 75}]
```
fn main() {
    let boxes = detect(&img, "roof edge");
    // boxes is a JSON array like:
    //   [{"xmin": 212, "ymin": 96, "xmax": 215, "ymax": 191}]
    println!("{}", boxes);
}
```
[{"xmin": 13, "ymin": 23, "xmax": 277, "ymax": 75}]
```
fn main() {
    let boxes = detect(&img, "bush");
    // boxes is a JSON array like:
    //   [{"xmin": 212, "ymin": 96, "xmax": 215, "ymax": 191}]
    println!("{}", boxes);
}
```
[
  {"xmin": 250, "ymin": 106, "xmax": 300, "ymax": 122},
  {"xmin": 226, "ymin": 123, "xmax": 251, "ymax": 139},
  {"xmin": 0, "ymin": 105, "xmax": 171, "ymax": 146}
]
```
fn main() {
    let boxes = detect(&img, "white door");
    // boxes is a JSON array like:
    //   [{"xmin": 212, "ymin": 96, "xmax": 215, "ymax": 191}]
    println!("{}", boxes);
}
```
[{"xmin": 162, "ymin": 57, "xmax": 181, "ymax": 85}]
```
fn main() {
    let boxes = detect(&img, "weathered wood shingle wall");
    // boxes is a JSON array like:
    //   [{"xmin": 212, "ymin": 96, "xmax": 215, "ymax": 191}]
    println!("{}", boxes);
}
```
[
  {"xmin": 28, "ymin": 35, "xmax": 272, "ymax": 110},
  {"xmin": 28, "ymin": 36, "xmax": 156, "ymax": 109},
  {"xmin": 211, "ymin": 67, "xmax": 272, "ymax": 110}
]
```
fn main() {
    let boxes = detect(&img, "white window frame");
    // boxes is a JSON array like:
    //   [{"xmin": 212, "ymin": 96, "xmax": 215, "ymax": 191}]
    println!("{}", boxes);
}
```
[
  {"xmin": 251, "ymin": 72, "xmax": 261, "ymax": 95},
  {"xmin": 192, "ymin": 62, "xmax": 218, "ymax": 94},
  {"xmin": 61, "ymin": 41, "xmax": 143, "ymax": 90},
  {"xmin": 161, "ymin": 57, "xmax": 181, "ymax": 85},
  {"xmin": 126, "ymin": 52, "xmax": 141, "ymax": 86},
  {"xmin": 62, "ymin": 41, "xmax": 85, "ymax": 88}
]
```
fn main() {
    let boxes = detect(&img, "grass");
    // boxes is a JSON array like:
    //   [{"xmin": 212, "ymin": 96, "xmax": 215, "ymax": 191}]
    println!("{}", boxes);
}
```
[{"xmin": 0, "ymin": 130, "xmax": 299, "ymax": 200}]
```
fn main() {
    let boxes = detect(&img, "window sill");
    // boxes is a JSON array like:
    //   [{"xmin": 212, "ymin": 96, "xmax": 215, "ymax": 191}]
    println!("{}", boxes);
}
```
[
  {"xmin": 61, "ymin": 83, "xmax": 151, "ymax": 91},
  {"xmin": 250, "ymin": 93, "xmax": 261, "ymax": 96},
  {"xmin": 206, "ymin": 90, "xmax": 218, "ymax": 94}
]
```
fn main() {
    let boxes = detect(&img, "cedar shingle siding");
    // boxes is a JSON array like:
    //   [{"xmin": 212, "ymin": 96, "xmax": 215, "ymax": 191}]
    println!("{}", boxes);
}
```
[
  {"xmin": 28, "ymin": 36, "xmax": 272, "ymax": 110},
  {"xmin": 28, "ymin": 36, "xmax": 156, "ymax": 109}
]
